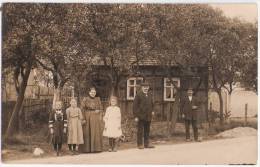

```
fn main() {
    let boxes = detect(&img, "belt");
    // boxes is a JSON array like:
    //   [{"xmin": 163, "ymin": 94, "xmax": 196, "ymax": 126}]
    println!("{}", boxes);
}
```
[{"xmin": 86, "ymin": 109, "xmax": 96, "ymax": 112}]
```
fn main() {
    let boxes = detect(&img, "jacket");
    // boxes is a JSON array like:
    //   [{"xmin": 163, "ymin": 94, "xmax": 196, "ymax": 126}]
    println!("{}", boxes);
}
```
[{"xmin": 133, "ymin": 91, "xmax": 154, "ymax": 121}]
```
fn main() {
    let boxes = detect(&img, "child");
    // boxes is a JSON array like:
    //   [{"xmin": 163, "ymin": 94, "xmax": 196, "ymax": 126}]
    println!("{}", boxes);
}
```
[
  {"xmin": 103, "ymin": 96, "xmax": 122, "ymax": 152},
  {"xmin": 66, "ymin": 98, "xmax": 85, "ymax": 155},
  {"xmin": 49, "ymin": 101, "xmax": 67, "ymax": 156}
]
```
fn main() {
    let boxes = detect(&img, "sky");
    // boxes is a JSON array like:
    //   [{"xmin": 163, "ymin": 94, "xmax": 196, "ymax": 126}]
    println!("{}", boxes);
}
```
[{"xmin": 210, "ymin": 4, "xmax": 258, "ymax": 23}]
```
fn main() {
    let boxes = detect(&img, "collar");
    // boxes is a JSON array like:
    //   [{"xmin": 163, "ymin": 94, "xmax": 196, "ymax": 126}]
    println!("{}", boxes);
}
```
[{"xmin": 56, "ymin": 110, "xmax": 62, "ymax": 114}]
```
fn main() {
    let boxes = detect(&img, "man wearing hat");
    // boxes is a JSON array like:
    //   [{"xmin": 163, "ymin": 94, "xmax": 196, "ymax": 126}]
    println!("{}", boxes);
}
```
[
  {"xmin": 133, "ymin": 81, "xmax": 155, "ymax": 149},
  {"xmin": 181, "ymin": 88, "xmax": 200, "ymax": 142}
]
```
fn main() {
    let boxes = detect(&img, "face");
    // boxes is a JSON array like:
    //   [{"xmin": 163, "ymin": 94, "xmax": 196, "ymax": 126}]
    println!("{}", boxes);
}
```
[
  {"xmin": 110, "ymin": 98, "xmax": 117, "ymax": 106},
  {"xmin": 70, "ymin": 99, "xmax": 77, "ymax": 108},
  {"xmin": 188, "ymin": 90, "xmax": 193, "ymax": 96},
  {"xmin": 89, "ymin": 88, "xmax": 96, "ymax": 98},
  {"xmin": 55, "ymin": 101, "xmax": 62, "ymax": 110},
  {"xmin": 142, "ymin": 86, "xmax": 149, "ymax": 94}
]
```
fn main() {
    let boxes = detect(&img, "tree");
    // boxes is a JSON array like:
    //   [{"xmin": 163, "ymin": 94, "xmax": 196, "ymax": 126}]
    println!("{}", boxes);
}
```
[
  {"xmin": 239, "ymin": 22, "xmax": 258, "ymax": 93},
  {"xmin": 71, "ymin": 4, "xmax": 157, "ymax": 97},
  {"xmin": 2, "ymin": 3, "xmax": 48, "ymax": 137}
]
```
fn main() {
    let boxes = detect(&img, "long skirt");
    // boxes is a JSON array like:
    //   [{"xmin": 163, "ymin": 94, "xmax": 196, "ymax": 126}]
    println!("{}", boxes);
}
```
[{"xmin": 79, "ymin": 111, "xmax": 103, "ymax": 153}]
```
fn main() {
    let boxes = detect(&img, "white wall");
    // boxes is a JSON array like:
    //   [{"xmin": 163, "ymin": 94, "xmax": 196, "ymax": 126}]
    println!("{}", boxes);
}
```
[{"xmin": 208, "ymin": 88, "xmax": 257, "ymax": 117}]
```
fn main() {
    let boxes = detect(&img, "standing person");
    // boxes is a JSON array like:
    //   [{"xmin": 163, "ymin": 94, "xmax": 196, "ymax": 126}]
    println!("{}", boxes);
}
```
[
  {"xmin": 181, "ymin": 88, "xmax": 201, "ymax": 142},
  {"xmin": 103, "ymin": 96, "xmax": 123, "ymax": 152},
  {"xmin": 66, "ymin": 98, "xmax": 84, "ymax": 155},
  {"xmin": 49, "ymin": 101, "xmax": 67, "ymax": 156},
  {"xmin": 79, "ymin": 87, "xmax": 103, "ymax": 153},
  {"xmin": 133, "ymin": 81, "xmax": 155, "ymax": 149}
]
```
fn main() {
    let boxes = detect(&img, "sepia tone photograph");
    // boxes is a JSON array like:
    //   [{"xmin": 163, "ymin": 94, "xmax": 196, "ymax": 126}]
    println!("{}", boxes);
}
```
[{"xmin": 1, "ymin": 1, "xmax": 258, "ymax": 165}]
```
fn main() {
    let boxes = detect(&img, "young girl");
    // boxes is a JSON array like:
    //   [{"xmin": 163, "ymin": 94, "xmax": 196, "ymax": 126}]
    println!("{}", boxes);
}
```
[
  {"xmin": 103, "ymin": 96, "xmax": 122, "ymax": 152},
  {"xmin": 66, "ymin": 99, "xmax": 85, "ymax": 155},
  {"xmin": 49, "ymin": 101, "xmax": 67, "ymax": 156}
]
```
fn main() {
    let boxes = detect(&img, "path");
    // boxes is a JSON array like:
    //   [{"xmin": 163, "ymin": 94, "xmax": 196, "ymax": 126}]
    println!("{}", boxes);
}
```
[{"xmin": 4, "ymin": 136, "xmax": 257, "ymax": 165}]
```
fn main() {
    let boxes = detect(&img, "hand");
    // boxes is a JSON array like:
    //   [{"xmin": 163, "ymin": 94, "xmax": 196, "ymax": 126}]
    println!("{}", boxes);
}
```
[
  {"xmin": 134, "ymin": 117, "xmax": 139, "ymax": 122},
  {"xmin": 63, "ymin": 128, "xmax": 67, "ymax": 134},
  {"xmin": 95, "ymin": 110, "xmax": 100, "ymax": 113},
  {"xmin": 192, "ymin": 106, "xmax": 198, "ymax": 109},
  {"xmin": 182, "ymin": 114, "xmax": 185, "ymax": 119},
  {"xmin": 81, "ymin": 120, "xmax": 86, "ymax": 125},
  {"xmin": 152, "ymin": 112, "xmax": 155, "ymax": 116},
  {"xmin": 50, "ymin": 128, "xmax": 54, "ymax": 134}
]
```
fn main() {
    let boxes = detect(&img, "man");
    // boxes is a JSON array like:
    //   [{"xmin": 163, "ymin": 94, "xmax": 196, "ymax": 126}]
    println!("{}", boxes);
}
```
[
  {"xmin": 181, "ymin": 88, "xmax": 201, "ymax": 142},
  {"xmin": 133, "ymin": 81, "xmax": 155, "ymax": 149}
]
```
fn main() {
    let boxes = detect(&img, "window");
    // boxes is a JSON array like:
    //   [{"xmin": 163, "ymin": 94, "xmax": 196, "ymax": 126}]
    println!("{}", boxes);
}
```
[
  {"xmin": 164, "ymin": 78, "xmax": 180, "ymax": 101},
  {"xmin": 127, "ymin": 77, "xmax": 143, "ymax": 100}
]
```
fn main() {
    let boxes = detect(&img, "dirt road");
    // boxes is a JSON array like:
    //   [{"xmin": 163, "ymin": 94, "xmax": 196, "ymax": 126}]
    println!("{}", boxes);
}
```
[{"xmin": 4, "ymin": 136, "xmax": 257, "ymax": 165}]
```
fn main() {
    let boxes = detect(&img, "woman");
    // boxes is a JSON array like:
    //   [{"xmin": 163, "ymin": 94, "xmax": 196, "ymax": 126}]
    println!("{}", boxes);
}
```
[{"xmin": 79, "ymin": 87, "xmax": 103, "ymax": 153}]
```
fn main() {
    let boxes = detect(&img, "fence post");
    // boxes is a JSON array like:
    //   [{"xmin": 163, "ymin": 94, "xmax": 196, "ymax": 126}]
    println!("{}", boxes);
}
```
[
  {"xmin": 244, "ymin": 103, "xmax": 248, "ymax": 126},
  {"xmin": 209, "ymin": 102, "xmax": 212, "ymax": 127}
]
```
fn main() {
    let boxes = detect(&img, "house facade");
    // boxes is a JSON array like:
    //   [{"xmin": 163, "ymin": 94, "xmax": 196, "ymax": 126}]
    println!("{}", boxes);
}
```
[{"xmin": 81, "ymin": 60, "xmax": 209, "ymax": 122}]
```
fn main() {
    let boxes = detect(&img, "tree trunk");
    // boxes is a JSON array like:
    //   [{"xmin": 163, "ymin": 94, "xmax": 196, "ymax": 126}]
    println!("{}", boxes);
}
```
[
  {"xmin": 5, "ymin": 66, "xmax": 31, "ymax": 138},
  {"xmin": 217, "ymin": 90, "xmax": 224, "ymax": 125},
  {"xmin": 110, "ymin": 81, "xmax": 119, "ymax": 97},
  {"xmin": 52, "ymin": 88, "xmax": 61, "ymax": 109},
  {"xmin": 228, "ymin": 93, "xmax": 232, "ymax": 114}
]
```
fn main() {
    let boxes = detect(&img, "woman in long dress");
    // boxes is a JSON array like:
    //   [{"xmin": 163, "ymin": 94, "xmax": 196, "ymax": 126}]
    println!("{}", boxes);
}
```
[{"xmin": 79, "ymin": 87, "xmax": 103, "ymax": 153}]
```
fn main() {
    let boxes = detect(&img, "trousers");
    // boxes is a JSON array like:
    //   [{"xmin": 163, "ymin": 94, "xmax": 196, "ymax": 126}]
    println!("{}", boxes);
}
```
[
  {"xmin": 185, "ymin": 118, "xmax": 198, "ymax": 140},
  {"xmin": 137, "ymin": 120, "xmax": 151, "ymax": 147}
]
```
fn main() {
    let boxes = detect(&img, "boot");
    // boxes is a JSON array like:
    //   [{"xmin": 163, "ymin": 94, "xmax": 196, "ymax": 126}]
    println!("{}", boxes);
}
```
[
  {"xmin": 108, "ymin": 138, "xmax": 113, "ymax": 152},
  {"xmin": 112, "ymin": 139, "xmax": 117, "ymax": 152}
]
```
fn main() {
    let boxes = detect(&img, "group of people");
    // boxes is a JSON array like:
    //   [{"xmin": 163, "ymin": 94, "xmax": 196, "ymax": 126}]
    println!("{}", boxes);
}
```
[{"xmin": 48, "ymin": 81, "xmax": 201, "ymax": 156}]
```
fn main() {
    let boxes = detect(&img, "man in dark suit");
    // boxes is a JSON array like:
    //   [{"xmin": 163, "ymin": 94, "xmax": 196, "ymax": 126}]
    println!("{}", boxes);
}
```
[
  {"xmin": 181, "ymin": 88, "xmax": 201, "ymax": 142},
  {"xmin": 133, "ymin": 81, "xmax": 155, "ymax": 149}
]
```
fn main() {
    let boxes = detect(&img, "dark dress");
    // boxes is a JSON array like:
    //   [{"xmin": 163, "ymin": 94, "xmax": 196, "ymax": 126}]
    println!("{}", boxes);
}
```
[{"xmin": 79, "ymin": 96, "xmax": 103, "ymax": 153}]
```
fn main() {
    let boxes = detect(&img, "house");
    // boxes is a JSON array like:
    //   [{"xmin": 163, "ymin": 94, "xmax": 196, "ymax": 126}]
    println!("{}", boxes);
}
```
[
  {"xmin": 2, "ymin": 68, "xmax": 53, "ymax": 102},
  {"xmin": 77, "ymin": 56, "xmax": 209, "ymax": 121}
]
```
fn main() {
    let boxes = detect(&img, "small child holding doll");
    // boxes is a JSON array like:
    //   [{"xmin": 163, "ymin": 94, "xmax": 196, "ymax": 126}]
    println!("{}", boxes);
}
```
[
  {"xmin": 103, "ymin": 96, "xmax": 122, "ymax": 152},
  {"xmin": 66, "ymin": 99, "xmax": 85, "ymax": 155},
  {"xmin": 49, "ymin": 101, "xmax": 67, "ymax": 156}
]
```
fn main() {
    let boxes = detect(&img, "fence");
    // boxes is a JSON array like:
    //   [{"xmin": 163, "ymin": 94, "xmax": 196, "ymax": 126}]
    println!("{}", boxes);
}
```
[{"xmin": 2, "ymin": 99, "xmax": 51, "ymax": 134}]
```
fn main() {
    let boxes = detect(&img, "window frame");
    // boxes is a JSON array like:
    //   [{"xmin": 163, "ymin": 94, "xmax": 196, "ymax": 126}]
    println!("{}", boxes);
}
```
[
  {"xmin": 127, "ymin": 77, "xmax": 143, "ymax": 100},
  {"xmin": 163, "ymin": 77, "xmax": 180, "ymax": 101}
]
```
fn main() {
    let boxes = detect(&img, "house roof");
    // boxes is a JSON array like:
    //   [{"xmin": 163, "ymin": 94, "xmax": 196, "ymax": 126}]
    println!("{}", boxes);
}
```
[{"xmin": 88, "ymin": 55, "xmax": 207, "ymax": 67}]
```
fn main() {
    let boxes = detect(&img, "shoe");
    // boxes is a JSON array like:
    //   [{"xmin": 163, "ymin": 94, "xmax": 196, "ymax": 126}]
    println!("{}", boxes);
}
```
[
  {"xmin": 138, "ymin": 146, "xmax": 144, "ymax": 149},
  {"xmin": 56, "ymin": 151, "xmax": 59, "ymax": 156},
  {"xmin": 195, "ymin": 139, "xmax": 202, "ymax": 142},
  {"xmin": 108, "ymin": 148, "xmax": 112, "ymax": 152},
  {"xmin": 186, "ymin": 139, "xmax": 192, "ymax": 142},
  {"xmin": 144, "ymin": 145, "xmax": 155, "ymax": 149}
]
